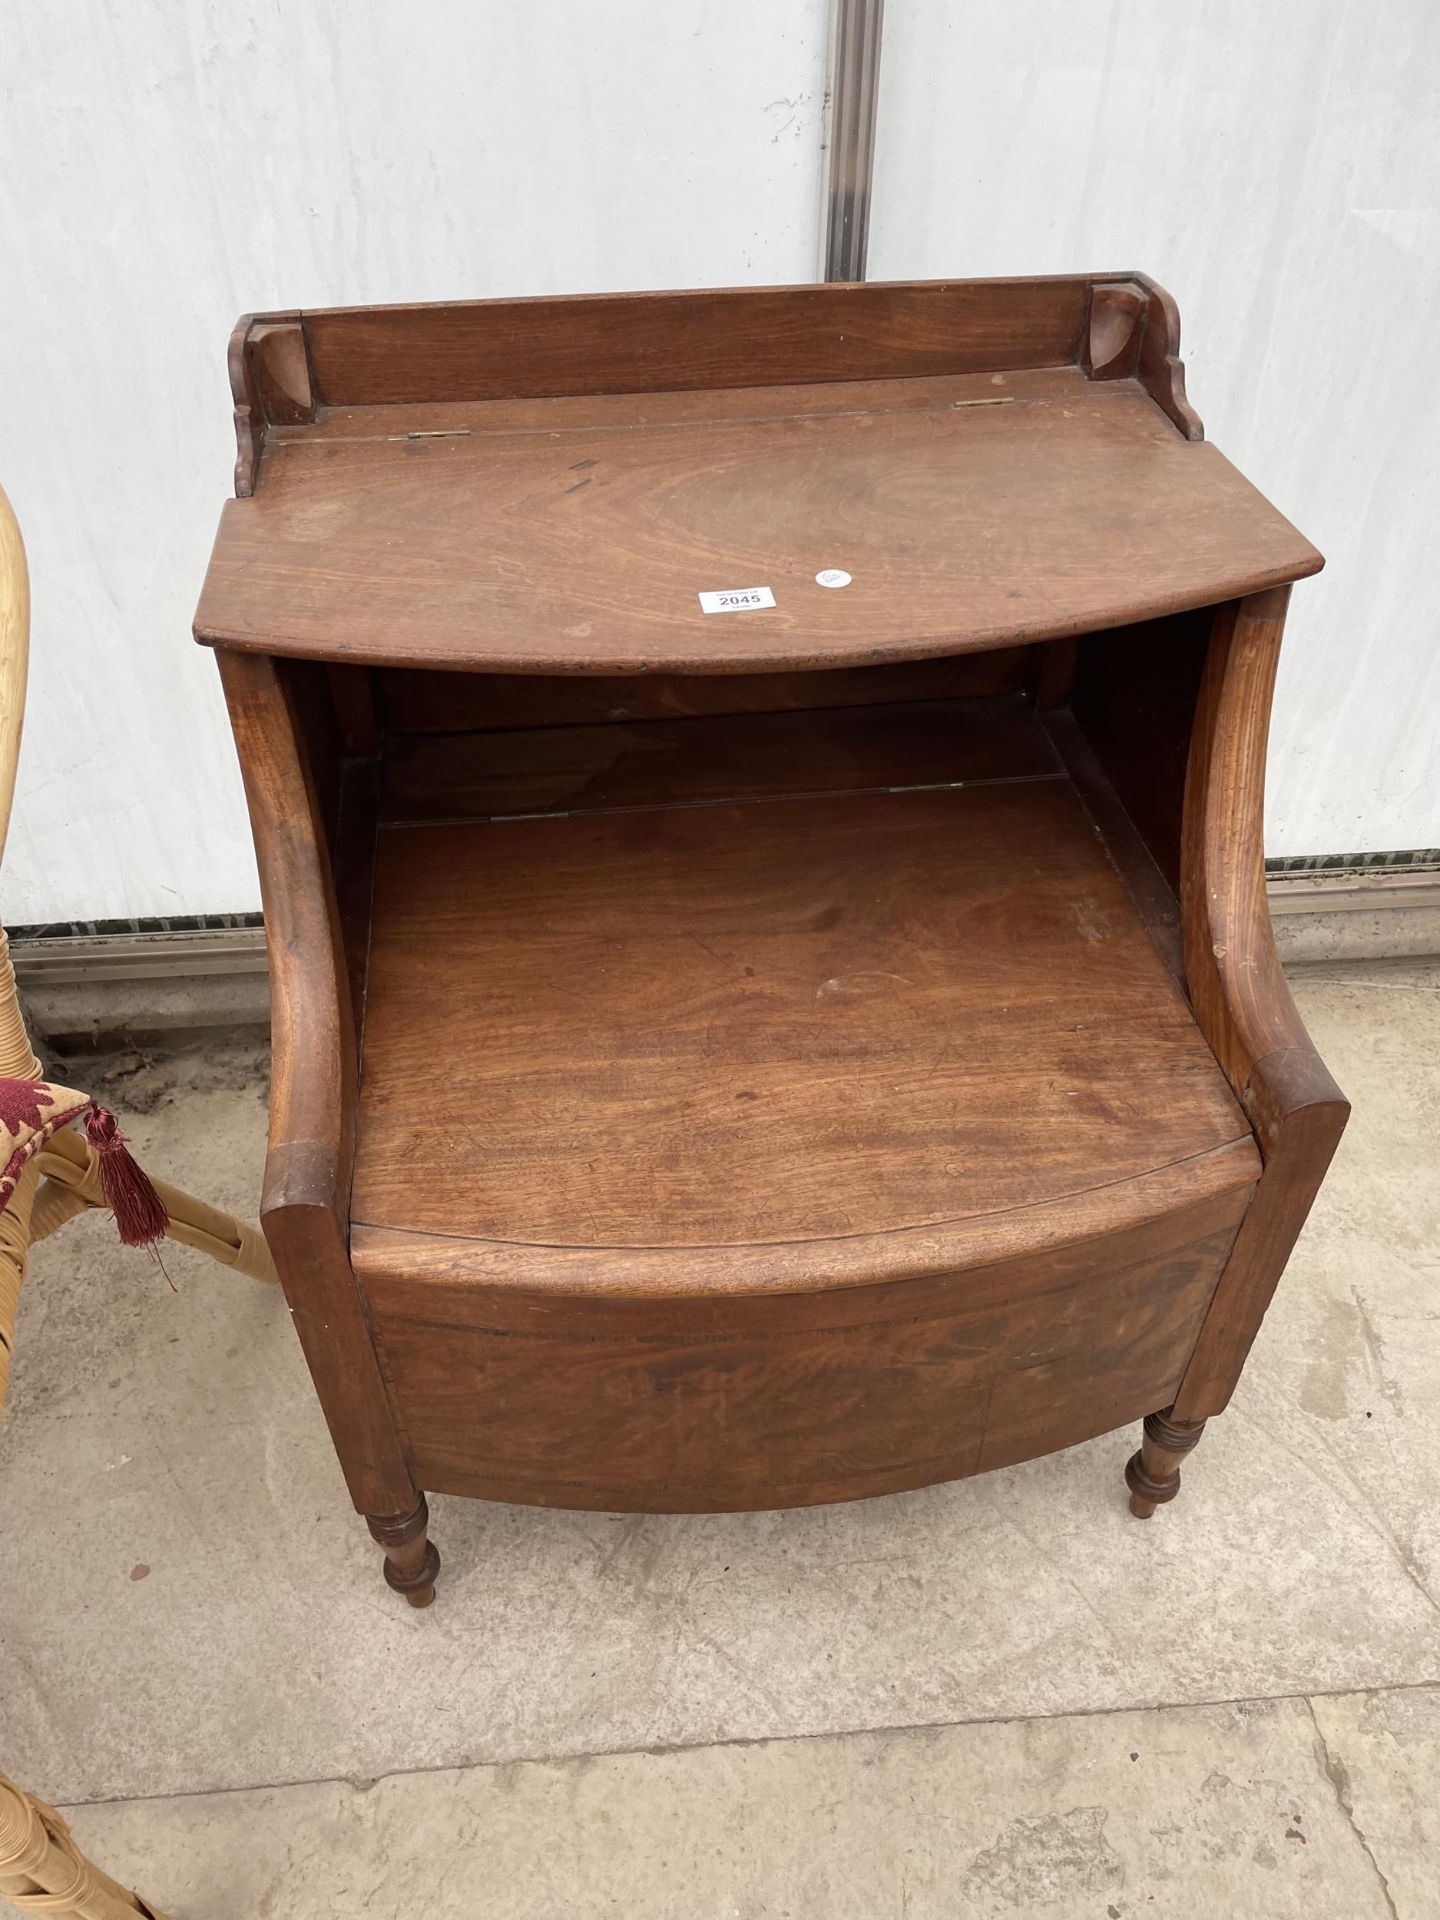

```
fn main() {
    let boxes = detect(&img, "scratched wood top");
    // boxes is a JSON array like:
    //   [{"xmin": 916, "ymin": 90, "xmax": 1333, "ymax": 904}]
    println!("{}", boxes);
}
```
[
  {"xmin": 195, "ymin": 366, "xmax": 1320, "ymax": 674},
  {"xmin": 352, "ymin": 744, "xmax": 1258, "ymax": 1259}
]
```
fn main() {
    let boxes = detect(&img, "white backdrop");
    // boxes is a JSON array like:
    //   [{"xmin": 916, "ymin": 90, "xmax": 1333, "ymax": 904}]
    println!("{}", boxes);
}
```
[
  {"xmin": 2, "ymin": 1, "xmax": 1435, "ymax": 923},
  {"xmin": 870, "ymin": 0, "xmax": 1440, "ymax": 859},
  {"xmin": 0, "ymin": 0, "xmax": 829, "ymax": 922}
]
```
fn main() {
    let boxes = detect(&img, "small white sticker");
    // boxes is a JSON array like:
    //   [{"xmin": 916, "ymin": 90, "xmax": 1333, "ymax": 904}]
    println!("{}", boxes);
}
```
[
  {"xmin": 698, "ymin": 586, "xmax": 776, "ymax": 614},
  {"xmin": 815, "ymin": 568, "xmax": 852, "ymax": 589}
]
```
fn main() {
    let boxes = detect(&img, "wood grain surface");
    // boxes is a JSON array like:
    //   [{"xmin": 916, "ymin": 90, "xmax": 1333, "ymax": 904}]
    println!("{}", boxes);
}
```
[
  {"xmin": 217, "ymin": 650, "xmax": 416, "ymax": 1519},
  {"xmin": 299, "ymin": 276, "xmax": 1096, "ymax": 407},
  {"xmin": 364, "ymin": 1189, "xmax": 1248, "ymax": 1512},
  {"xmin": 377, "ymin": 648, "xmax": 1031, "ymax": 734},
  {"xmin": 196, "ymin": 373, "xmax": 1319, "ymax": 674},
  {"xmin": 380, "ymin": 694, "xmax": 1060, "ymax": 823},
  {"xmin": 352, "ymin": 770, "xmax": 1256, "ymax": 1254},
  {"xmin": 1170, "ymin": 591, "xmax": 1349, "ymax": 1418}
]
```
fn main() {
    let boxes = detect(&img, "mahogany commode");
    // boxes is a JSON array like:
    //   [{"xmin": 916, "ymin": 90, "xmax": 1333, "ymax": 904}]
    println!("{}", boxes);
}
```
[{"xmin": 198, "ymin": 274, "xmax": 1347, "ymax": 1605}]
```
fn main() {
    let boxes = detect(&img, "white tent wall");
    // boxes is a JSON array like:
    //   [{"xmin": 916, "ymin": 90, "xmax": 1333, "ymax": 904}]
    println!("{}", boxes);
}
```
[
  {"xmin": 0, "ymin": 0, "xmax": 829, "ymax": 924},
  {"xmin": 868, "ymin": 0, "xmax": 1440, "ymax": 860},
  {"xmin": 3, "ymin": 1, "xmax": 1435, "ymax": 929}
]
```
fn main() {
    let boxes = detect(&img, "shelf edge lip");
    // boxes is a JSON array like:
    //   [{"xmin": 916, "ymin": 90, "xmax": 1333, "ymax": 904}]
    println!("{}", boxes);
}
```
[
  {"xmin": 349, "ymin": 1140, "xmax": 1262, "ymax": 1303},
  {"xmin": 191, "ymin": 558, "xmax": 1325, "ymax": 674}
]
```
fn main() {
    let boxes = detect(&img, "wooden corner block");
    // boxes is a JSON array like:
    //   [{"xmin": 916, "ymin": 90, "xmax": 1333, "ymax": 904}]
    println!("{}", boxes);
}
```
[
  {"xmin": 227, "ymin": 312, "xmax": 314, "ymax": 498},
  {"xmin": 249, "ymin": 318, "xmax": 316, "ymax": 427},
  {"xmin": 1081, "ymin": 279, "xmax": 1148, "ymax": 381}
]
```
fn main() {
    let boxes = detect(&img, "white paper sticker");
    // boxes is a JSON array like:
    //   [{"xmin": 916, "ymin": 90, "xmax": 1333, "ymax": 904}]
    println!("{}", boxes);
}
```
[
  {"xmin": 815, "ymin": 568, "xmax": 852, "ymax": 589},
  {"xmin": 698, "ymin": 586, "xmax": 776, "ymax": 614}
]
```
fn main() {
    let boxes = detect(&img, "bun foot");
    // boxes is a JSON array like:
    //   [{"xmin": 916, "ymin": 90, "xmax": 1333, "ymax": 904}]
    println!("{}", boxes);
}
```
[
  {"xmin": 1125, "ymin": 1408, "xmax": 1206, "ymax": 1519},
  {"xmin": 367, "ymin": 1494, "xmax": 440, "ymax": 1606}
]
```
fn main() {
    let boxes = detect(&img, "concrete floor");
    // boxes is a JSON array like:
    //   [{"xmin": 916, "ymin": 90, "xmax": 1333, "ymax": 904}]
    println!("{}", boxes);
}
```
[{"xmin": 1, "ymin": 959, "xmax": 1436, "ymax": 1917}]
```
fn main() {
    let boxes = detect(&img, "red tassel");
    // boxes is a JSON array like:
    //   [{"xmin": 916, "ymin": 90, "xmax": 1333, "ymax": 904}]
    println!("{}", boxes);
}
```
[{"xmin": 84, "ymin": 1106, "xmax": 169, "ymax": 1248}]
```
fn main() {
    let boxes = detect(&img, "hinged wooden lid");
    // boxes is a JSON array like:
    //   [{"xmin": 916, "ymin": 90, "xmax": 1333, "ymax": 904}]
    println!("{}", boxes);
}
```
[{"xmin": 195, "ymin": 275, "xmax": 1321, "ymax": 674}]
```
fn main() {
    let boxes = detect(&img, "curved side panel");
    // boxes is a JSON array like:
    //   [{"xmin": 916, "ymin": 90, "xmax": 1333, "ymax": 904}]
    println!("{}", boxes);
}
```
[
  {"xmin": 217, "ymin": 649, "xmax": 415, "ymax": 1516},
  {"xmin": 1172, "ymin": 590, "xmax": 1350, "ymax": 1419}
]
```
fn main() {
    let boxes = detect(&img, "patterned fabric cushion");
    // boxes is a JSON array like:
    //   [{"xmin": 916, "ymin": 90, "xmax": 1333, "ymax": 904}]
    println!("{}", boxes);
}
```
[
  {"xmin": 0, "ymin": 1077, "xmax": 93, "ymax": 1214},
  {"xmin": 0, "ymin": 1076, "xmax": 167, "ymax": 1246}
]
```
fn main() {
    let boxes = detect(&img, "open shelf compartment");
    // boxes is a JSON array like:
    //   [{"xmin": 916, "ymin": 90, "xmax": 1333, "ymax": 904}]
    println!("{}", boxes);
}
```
[{"xmin": 352, "ymin": 692, "xmax": 1258, "ymax": 1265}]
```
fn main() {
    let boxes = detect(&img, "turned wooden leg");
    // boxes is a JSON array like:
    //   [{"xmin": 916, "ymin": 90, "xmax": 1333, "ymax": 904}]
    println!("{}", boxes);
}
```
[
  {"xmin": 1125, "ymin": 1407, "xmax": 1207, "ymax": 1518},
  {"xmin": 366, "ymin": 1493, "xmax": 440, "ymax": 1606}
]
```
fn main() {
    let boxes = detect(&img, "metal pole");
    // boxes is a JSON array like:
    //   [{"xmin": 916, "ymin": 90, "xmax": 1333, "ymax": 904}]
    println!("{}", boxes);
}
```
[{"xmin": 822, "ymin": 0, "xmax": 886, "ymax": 282}]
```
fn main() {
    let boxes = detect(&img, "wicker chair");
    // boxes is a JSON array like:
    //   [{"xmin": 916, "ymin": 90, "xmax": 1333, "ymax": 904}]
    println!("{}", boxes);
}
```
[{"xmin": 0, "ymin": 482, "xmax": 277, "ymax": 1918}]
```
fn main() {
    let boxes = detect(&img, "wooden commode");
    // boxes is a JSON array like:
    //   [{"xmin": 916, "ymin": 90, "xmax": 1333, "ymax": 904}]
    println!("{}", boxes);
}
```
[{"xmin": 197, "ymin": 275, "xmax": 1347, "ymax": 1606}]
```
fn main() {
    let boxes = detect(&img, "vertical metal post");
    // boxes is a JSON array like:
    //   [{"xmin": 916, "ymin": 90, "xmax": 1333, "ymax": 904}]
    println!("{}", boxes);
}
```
[{"xmin": 822, "ymin": 0, "xmax": 886, "ymax": 282}]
